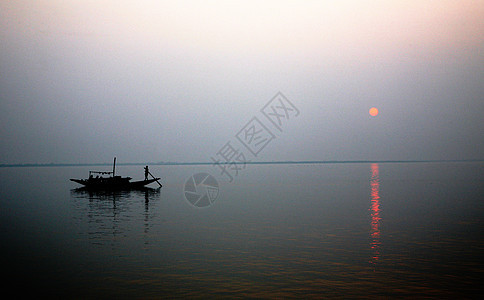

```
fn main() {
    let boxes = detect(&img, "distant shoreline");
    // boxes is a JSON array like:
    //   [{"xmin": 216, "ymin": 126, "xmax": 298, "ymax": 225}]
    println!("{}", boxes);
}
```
[{"xmin": 1, "ymin": 159, "xmax": 482, "ymax": 168}]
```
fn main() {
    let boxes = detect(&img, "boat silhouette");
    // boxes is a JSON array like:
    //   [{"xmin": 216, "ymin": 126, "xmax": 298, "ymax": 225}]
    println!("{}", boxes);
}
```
[{"xmin": 70, "ymin": 157, "xmax": 162, "ymax": 190}]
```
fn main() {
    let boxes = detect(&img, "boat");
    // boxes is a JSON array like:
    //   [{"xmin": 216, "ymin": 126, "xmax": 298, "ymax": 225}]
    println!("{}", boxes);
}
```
[{"xmin": 70, "ymin": 157, "xmax": 162, "ymax": 190}]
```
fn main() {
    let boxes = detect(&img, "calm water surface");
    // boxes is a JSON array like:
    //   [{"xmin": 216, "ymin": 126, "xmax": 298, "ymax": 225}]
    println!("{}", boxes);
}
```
[{"xmin": 1, "ymin": 162, "xmax": 483, "ymax": 298}]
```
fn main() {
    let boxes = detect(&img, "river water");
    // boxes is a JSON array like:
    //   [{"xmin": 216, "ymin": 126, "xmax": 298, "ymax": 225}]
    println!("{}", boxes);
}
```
[{"xmin": 0, "ymin": 162, "xmax": 482, "ymax": 298}]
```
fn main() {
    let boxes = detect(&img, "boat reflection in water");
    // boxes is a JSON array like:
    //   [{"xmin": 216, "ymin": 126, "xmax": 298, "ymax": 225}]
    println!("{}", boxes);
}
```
[
  {"xmin": 70, "ymin": 187, "xmax": 162, "ymax": 248},
  {"xmin": 370, "ymin": 163, "xmax": 381, "ymax": 267},
  {"xmin": 71, "ymin": 186, "xmax": 161, "ymax": 204}
]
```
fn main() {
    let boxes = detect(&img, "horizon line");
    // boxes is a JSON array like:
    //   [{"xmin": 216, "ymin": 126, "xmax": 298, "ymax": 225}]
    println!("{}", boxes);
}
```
[{"xmin": 1, "ymin": 159, "xmax": 483, "ymax": 168}]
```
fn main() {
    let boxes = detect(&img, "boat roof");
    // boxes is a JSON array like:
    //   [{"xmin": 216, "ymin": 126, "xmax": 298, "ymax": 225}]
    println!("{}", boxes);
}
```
[{"xmin": 89, "ymin": 170, "xmax": 114, "ymax": 175}]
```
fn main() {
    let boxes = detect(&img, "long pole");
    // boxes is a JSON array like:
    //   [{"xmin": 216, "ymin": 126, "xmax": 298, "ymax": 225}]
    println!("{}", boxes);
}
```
[
  {"xmin": 113, "ymin": 157, "xmax": 116, "ymax": 177},
  {"xmin": 148, "ymin": 170, "xmax": 162, "ymax": 187}
]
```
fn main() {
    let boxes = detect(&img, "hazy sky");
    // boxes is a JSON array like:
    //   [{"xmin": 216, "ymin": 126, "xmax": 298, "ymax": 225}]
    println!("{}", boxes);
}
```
[{"xmin": 1, "ymin": 1, "xmax": 483, "ymax": 164}]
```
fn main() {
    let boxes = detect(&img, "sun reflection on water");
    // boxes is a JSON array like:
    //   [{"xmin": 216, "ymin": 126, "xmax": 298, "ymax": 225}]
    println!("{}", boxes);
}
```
[{"xmin": 370, "ymin": 163, "xmax": 381, "ymax": 267}]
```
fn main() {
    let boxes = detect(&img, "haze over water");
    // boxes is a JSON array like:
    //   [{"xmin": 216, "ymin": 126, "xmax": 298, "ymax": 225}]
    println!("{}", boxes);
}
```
[
  {"xmin": 1, "ymin": 1, "xmax": 483, "ymax": 164},
  {"xmin": 1, "ymin": 1, "xmax": 483, "ymax": 297},
  {"xmin": 1, "ymin": 161, "xmax": 482, "ymax": 297}
]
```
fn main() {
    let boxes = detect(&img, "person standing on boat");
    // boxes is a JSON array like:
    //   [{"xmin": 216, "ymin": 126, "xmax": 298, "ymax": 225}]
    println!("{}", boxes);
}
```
[{"xmin": 144, "ymin": 166, "xmax": 149, "ymax": 181}]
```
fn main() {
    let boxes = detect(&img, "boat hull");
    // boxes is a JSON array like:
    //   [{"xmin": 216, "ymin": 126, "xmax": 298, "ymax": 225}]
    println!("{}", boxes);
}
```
[{"xmin": 70, "ymin": 177, "xmax": 161, "ymax": 190}]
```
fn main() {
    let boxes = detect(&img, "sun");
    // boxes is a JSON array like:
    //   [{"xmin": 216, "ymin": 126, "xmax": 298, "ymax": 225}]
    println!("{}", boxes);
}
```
[{"xmin": 369, "ymin": 107, "xmax": 379, "ymax": 117}]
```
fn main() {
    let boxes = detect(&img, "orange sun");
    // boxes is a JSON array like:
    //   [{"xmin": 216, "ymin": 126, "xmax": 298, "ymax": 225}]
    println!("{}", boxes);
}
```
[{"xmin": 369, "ymin": 107, "xmax": 379, "ymax": 117}]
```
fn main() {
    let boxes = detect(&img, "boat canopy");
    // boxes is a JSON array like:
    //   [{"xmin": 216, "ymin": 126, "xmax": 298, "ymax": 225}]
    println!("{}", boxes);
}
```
[{"xmin": 89, "ymin": 170, "xmax": 114, "ymax": 176}]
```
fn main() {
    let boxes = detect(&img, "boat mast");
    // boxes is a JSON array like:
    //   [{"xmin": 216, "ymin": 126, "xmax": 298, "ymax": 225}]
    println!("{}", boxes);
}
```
[{"xmin": 113, "ymin": 157, "xmax": 116, "ymax": 177}]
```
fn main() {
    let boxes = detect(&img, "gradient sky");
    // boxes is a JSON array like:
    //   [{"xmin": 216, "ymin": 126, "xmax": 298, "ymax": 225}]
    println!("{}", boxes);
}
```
[{"xmin": 1, "ymin": 1, "xmax": 483, "ymax": 164}]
